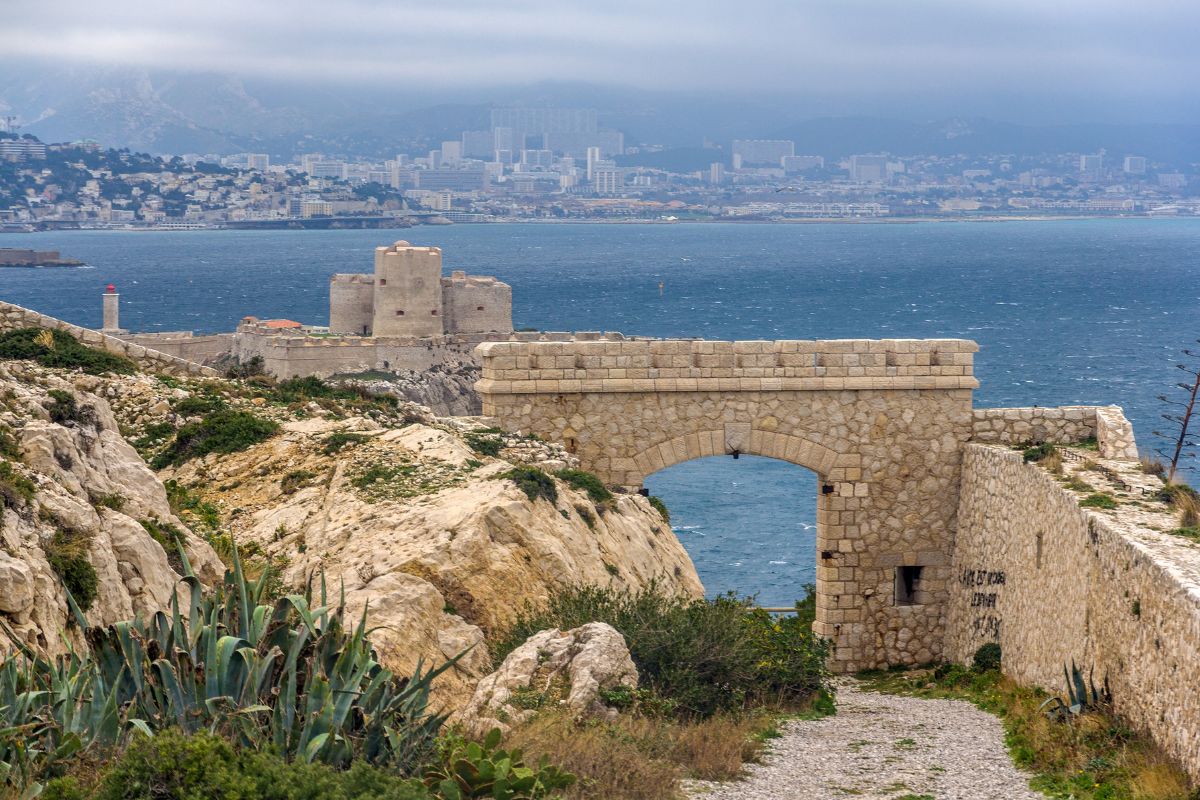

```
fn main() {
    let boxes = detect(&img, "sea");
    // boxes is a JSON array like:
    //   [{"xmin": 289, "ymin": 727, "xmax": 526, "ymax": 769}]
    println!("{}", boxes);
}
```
[{"xmin": 2, "ymin": 220, "xmax": 1198, "ymax": 606}]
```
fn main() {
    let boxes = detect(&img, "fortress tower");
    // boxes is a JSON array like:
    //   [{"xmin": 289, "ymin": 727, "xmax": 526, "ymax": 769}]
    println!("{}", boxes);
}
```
[
  {"xmin": 371, "ymin": 242, "xmax": 444, "ymax": 338},
  {"xmin": 328, "ymin": 241, "xmax": 512, "ymax": 338}
]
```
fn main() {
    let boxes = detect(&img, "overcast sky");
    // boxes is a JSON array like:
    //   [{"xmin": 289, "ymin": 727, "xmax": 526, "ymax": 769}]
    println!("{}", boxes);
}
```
[{"xmin": 4, "ymin": 0, "xmax": 1198, "ymax": 119}]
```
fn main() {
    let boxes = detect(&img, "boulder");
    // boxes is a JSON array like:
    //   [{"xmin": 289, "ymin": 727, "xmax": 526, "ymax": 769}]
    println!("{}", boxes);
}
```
[{"xmin": 452, "ymin": 622, "xmax": 638, "ymax": 736}]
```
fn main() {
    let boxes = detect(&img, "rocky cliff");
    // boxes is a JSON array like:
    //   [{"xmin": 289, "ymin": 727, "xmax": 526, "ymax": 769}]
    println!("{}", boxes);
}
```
[
  {"xmin": 151, "ymin": 409, "xmax": 701, "ymax": 705},
  {"xmin": 0, "ymin": 363, "xmax": 224, "ymax": 655},
  {"xmin": 0, "ymin": 359, "xmax": 702, "ymax": 708}
]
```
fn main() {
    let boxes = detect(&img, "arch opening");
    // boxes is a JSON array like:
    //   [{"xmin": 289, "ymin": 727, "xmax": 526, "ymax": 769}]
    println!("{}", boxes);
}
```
[{"xmin": 644, "ymin": 455, "xmax": 819, "ymax": 609}]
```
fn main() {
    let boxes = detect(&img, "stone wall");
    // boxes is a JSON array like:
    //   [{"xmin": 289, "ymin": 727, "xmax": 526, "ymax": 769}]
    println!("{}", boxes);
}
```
[
  {"xmin": 477, "ymin": 338, "xmax": 979, "ymax": 398},
  {"xmin": 441, "ymin": 272, "xmax": 512, "ymax": 334},
  {"xmin": 234, "ymin": 327, "xmax": 509, "ymax": 380},
  {"xmin": 947, "ymin": 444, "xmax": 1200, "ymax": 779},
  {"xmin": 119, "ymin": 332, "xmax": 234, "ymax": 365},
  {"xmin": 0, "ymin": 300, "xmax": 217, "ymax": 377},
  {"xmin": 971, "ymin": 405, "xmax": 1139, "ymax": 459},
  {"xmin": 329, "ymin": 273, "xmax": 375, "ymax": 335},
  {"xmin": 477, "ymin": 338, "xmax": 981, "ymax": 673}
]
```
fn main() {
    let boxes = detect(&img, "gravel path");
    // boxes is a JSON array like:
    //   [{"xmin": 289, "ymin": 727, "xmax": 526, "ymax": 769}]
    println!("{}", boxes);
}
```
[{"xmin": 686, "ymin": 679, "xmax": 1043, "ymax": 800}]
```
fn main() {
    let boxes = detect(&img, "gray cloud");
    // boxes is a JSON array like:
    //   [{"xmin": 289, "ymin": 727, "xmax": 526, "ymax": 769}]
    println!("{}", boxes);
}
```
[{"xmin": 3, "ymin": 0, "xmax": 1197, "ymax": 103}]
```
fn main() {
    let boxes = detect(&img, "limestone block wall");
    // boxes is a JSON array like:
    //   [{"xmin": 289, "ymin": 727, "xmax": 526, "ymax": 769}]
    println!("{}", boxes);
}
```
[
  {"xmin": 119, "ymin": 332, "xmax": 234, "ymax": 365},
  {"xmin": 371, "ymin": 242, "xmax": 444, "ymax": 338},
  {"xmin": 971, "ymin": 405, "xmax": 1139, "ymax": 459},
  {"xmin": 441, "ymin": 272, "xmax": 513, "ymax": 334},
  {"xmin": 329, "ymin": 274, "xmax": 375, "ymax": 335},
  {"xmin": 947, "ymin": 444, "xmax": 1200, "ymax": 779},
  {"xmin": 0, "ymin": 300, "xmax": 217, "ymax": 377},
  {"xmin": 477, "ymin": 338, "xmax": 981, "ymax": 673}
]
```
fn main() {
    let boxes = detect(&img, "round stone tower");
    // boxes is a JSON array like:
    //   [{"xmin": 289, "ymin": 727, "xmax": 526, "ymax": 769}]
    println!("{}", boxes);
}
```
[{"xmin": 371, "ymin": 241, "xmax": 445, "ymax": 338}]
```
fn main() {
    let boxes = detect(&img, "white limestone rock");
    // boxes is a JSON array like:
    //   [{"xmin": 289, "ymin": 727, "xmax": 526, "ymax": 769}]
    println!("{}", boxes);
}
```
[{"xmin": 452, "ymin": 622, "xmax": 638, "ymax": 736}]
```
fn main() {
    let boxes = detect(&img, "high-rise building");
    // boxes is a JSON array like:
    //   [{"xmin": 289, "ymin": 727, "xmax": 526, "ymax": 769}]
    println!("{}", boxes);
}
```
[
  {"xmin": 520, "ymin": 149, "xmax": 555, "ymax": 168},
  {"xmin": 592, "ymin": 162, "xmax": 620, "ymax": 194},
  {"xmin": 1079, "ymin": 154, "xmax": 1103, "ymax": 179},
  {"xmin": 586, "ymin": 146, "xmax": 601, "ymax": 180},
  {"xmin": 781, "ymin": 155, "xmax": 824, "ymax": 173},
  {"xmin": 245, "ymin": 153, "xmax": 270, "ymax": 171},
  {"xmin": 309, "ymin": 160, "xmax": 348, "ymax": 180},
  {"xmin": 1123, "ymin": 156, "xmax": 1147, "ymax": 175},
  {"xmin": 708, "ymin": 162, "xmax": 726, "ymax": 185},
  {"xmin": 462, "ymin": 130, "xmax": 494, "ymax": 159},
  {"xmin": 732, "ymin": 139, "xmax": 794, "ymax": 168},
  {"xmin": 849, "ymin": 155, "xmax": 888, "ymax": 183},
  {"xmin": 440, "ymin": 141, "xmax": 463, "ymax": 165}
]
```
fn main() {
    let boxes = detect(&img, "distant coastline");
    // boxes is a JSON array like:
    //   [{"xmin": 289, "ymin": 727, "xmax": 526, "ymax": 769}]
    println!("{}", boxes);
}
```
[{"xmin": 2, "ymin": 213, "xmax": 1195, "ymax": 235}]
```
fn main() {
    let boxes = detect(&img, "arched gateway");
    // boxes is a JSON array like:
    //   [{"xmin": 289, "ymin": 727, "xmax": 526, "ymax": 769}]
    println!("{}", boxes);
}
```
[{"xmin": 476, "ymin": 337, "xmax": 979, "ymax": 673}]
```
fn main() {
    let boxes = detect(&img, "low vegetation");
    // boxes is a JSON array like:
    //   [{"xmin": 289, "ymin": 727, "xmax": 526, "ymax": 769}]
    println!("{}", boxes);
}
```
[
  {"xmin": 554, "ymin": 469, "xmax": 613, "ymax": 504},
  {"xmin": 0, "ymin": 459, "xmax": 35, "ymax": 508},
  {"xmin": 489, "ymin": 586, "xmax": 830, "ymax": 798},
  {"xmin": 1080, "ymin": 492, "xmax": 1119, "ymax": 509},
  {"xmin": 43, "ymin": 524, "xmax": 98, "ymax": 612},
  {"xmin": 150, "ymin": 409, "xmax": 279, "ymax": 468},
  {"xmin": 0, "ymin": 327, "xmax": 136, "ymax": 375},
  {"xmin": 463, "ymin": 432, "xmax": 504, "ymax": 457},
  {"xmin": 858, "ymin": 658, "xmax": 1194, "ymax": 800},
  {"xmin": 0, "ymin": 550, "xmax": 479, "ymax": 798},
  {"xmin": 647, "ymin": 496, "xmax": 670, "ymax": 524},
  {"xmin": 499, "ymin": 467, "xmax": 558, "ymax": 504},
  {"xmin": 493, "ymin": 584, "xmax": 831, "ymax": 719},
  {"xmin": 323, "ymin": 431, "xmax": 371, "ymax": 455}
]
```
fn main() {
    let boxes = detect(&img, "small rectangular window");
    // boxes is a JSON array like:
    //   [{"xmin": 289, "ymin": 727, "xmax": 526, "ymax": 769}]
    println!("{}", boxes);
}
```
[
  {"xmin": 431, "ymin": 310, "xmax": 439, "ymax": 316},
  {"xmin": 396, "ymin": 310, "xmax": 405, "ymax": 316},
  {"xmin": 1036, "ymin": 533, "xmax": 1043, "ymax": 569},
  {"xmin": 378, "ymin": 279, "xmax": 386, "ymax": 286},
  {"xmin": 476, "ymin": 305, "xmax": 485, "ymax": 311},
  {"xmin": 895, "ymin": 566, "xmax": 923, "ymax": 606}
]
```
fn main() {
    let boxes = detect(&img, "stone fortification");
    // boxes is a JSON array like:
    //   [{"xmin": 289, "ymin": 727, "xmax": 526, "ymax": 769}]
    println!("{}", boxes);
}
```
[
  {"xmin": 972, "ymin": 405, "xmax": 1138, "ymax": 459},
  {"xmin": 948, "ymin": 444, "xmax": 1200, "ymax": 779},
  {"xmin": 329, "ymin": 241, "xmax": 512, "ymax": 338},
  {"xmin": 0, "ymin": 300, "xmax": 218, "ymax": 377},
  {"xmin": 478, "ymin": 338, "xmax": 982, "ymax": 673}
]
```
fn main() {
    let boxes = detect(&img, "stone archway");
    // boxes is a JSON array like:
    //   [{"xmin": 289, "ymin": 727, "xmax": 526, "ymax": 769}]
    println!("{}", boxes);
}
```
[{"xmin": 476, "ymin": 337, "xmax": 978, "ymax": 672}]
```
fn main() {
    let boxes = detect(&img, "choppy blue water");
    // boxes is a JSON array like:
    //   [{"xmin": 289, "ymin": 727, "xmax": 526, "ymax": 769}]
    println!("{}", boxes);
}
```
[{"xmin": 3, "ymin": 221, "xmax": 1198, "ymax": 605}]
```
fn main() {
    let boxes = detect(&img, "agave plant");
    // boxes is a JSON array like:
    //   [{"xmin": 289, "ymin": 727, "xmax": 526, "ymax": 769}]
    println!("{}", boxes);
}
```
[
  {"xmin": 423, "ymin": 728, "xmax": 575, "ymax": 800},
  {"xmin": 0, "ymin": 540, "xmax": 460, "ymax": 794},
  {"xmin": 1039, "ymin": 660, "xmax": 1112, "ymax": 722}
]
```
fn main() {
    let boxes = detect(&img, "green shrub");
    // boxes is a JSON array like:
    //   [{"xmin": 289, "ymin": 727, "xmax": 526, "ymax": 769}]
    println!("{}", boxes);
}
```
[
  {"xmin": 165, "ymin": 479, "xmax": 221, "ymax": 531},
  {"xmin": 89, "ymin": 491, "xmax": 127, "ymax": 511},
  {"xmin": 0, "ymin": 424, "xmax": 20, "ymax": 459},
  {"xmin": 500, "ymin": 467, "xmax": 558, "ymax": 504},
  {"xmin": 50, "ymin": 729, "xmax": 434, "ymax": 800},
  {"xmin": 152, "ymin": 410, "xmax": 279, "ymax": 468},
  {"xmin": 464, "ymin": 432, "xmax": 503, "ymax": 457},
  {"xmin": 574, "ymin": 504, "xmax": 596, "ymax": 529},
  {"xmin": 172, "ymin": 393, "xmax": 228, "ymax": 417},
  {"xmin": 323, "ymin": 431, "xmax": 370, "ymax": 455},
  {"xmin": 647, "ymin": 496, "xmax": 670, "ymax": 524},
  {"xmin": 0, "ymin": 328, "xmax": 136, "ymax": 375},
  {"xmin": 0, "ymin": 459, "xmax": 35, "ymax": 508},
  {"xmin": 280, "ymin": 469, "xmax": 318, "ymax": 495},
  {"xmin": 46, "ymin": 389, "xmax": 81, "ymax": 425},
  {"xmin": 267, "ymin": 376, "xmax": 398, "ymax": 412},
  {"xmin": 493, "ymin": 584, "xmax": 830, "ymax": 719},
  {"xmin": 1080, "ymin": 493, "xmax": 1118, "ymax": 509},
  {"xmin": 554, "ymin": 469, "xmax": 613, "ymax": 504},
  {"xmin": 423, "ymin": 728, "xmax": 574, "ymax": 799},
  {"xmin": 225, "ymin": 355, "xmax": 265, "ymax": 379},
  {"xmin": 972, "ymin": 642, "xmax": 1002, "ymax": 672},
  {"xmin": 45, "ymin": 526, "xmax": 98, "ymax": 612},
  {"xmin": 1022, "ymin": 442, "xmax": 1057, "ymax": 463}
]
